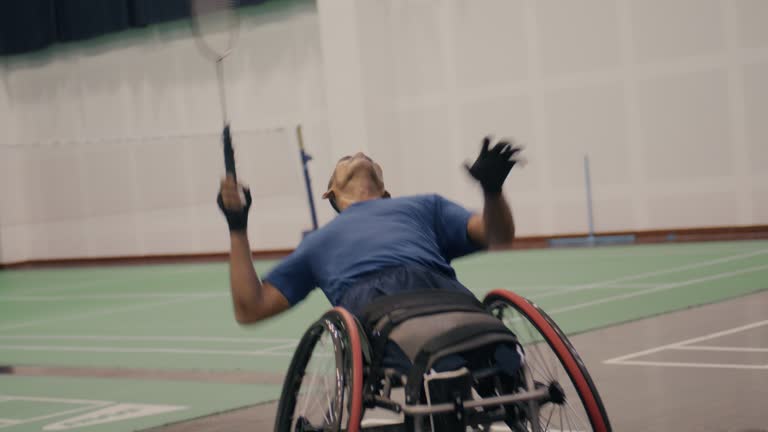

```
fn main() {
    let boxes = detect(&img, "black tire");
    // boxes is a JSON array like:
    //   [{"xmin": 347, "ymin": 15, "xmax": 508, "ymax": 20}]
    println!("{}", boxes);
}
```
[{"xmin": 275, "ymin": 307, "xmax": 365, "ymax": 432}]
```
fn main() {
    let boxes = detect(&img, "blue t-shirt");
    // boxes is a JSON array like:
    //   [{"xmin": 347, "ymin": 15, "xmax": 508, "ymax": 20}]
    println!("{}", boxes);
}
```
[{"xmin": 264, "ymin": 194, "xmax": 481, "ymax": 308}]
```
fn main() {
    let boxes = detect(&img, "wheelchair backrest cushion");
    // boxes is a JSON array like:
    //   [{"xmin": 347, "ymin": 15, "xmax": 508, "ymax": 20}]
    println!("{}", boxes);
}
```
[
  {"xmin": 388, "ymin": 311, "xmax": 509, "ymax": 362},
  {"xmin": 362, "ymin": 290, "xmax": 516, "ymax": 366}
]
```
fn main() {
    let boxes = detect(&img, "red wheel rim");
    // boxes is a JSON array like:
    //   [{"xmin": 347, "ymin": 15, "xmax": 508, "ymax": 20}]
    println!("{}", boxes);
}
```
[
  {"xmin": 332, "ymin": 307, "xmax": 364, "ymax": 432},
  {"xmin": 486, "ymin": 289, "xmax": 609, "ymax": 432}
]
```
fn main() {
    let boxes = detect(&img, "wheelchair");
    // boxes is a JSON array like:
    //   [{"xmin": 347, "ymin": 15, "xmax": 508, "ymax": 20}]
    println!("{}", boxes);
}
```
[{"xmin": 275, "ymin": 289, "xmax": 612, "ymax": 432}]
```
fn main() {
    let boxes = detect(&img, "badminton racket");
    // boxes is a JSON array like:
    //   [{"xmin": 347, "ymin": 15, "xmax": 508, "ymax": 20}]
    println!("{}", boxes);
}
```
[{"xmin": 190, "ymin": 0, "xmax": 240, "ymax": 179}]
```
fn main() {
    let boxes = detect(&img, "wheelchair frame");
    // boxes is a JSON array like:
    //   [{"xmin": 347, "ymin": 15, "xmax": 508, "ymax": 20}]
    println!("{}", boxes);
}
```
[{"xmin": 275, "ymin": 289, "xmax": 612, "ymax": 432}]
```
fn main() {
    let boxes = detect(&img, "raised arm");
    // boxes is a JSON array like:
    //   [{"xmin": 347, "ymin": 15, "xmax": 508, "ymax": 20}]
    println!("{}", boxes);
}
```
[
  {"xmin": 218, "ymin": 176, "xmax": 290, "ymax": 324},
  {"xmin": 465, "ymin": 137, "xmax": 522, "ymax": 250},
  {"xmin": 467, "ymin": 193, "xmax": 515, "ymax": 249}
]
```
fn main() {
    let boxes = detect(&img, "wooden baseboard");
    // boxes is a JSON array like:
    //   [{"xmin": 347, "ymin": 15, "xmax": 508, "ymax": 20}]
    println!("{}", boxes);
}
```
[
  {"xmin": 0, "ymin": 249, "xmax": 292, "ymax": 270},
  {"xmin": 1, "ymin": 225, "xmax": 767, "ymax": 269},
  {"xmin": 509, "ymin": 225, "xmax": 768, "ymax": 250}
]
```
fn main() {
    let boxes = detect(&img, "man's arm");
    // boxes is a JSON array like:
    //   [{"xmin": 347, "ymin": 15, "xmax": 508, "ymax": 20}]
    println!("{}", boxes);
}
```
[
  {"xmin": 465, "ymin": 137, "xmax": 522, "ymax": 250},
  {"xmin": 468, "ymin": 193, "xmax": 515, "ymax": 250},
  {"xmin": 219, "ymin": 176, "xmax": 290, "ymax": 324},
  {"xmin": 229, "ymin": 232, "xmax": 290, "ymax": 324}
]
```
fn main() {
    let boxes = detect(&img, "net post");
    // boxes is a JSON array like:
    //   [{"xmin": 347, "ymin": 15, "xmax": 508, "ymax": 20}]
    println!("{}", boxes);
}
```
[
  {"xmin": 297, "ymin": 125, "xmax": 319, "ymax": 232},
  {"xmin": 584, "ymin": 154, "xmax": 595, "ymax": 245}
]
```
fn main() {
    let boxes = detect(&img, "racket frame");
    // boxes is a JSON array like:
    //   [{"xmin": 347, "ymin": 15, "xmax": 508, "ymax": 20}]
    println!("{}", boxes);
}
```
[{"xmin": 189, "ymin": 0, "xmax": 241, "ymax": 178}]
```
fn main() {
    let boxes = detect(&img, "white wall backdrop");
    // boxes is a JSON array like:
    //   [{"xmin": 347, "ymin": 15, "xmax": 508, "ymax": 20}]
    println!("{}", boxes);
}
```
[
  {"xmin": 0, "ymin": 0, "xmax": 333, "ymax": 263},
  {"xmin": 1, "ymin": 0, "xmax": 767, "ymax": 263},
  {"xmin": 0, "ymin": 60, "xmax": 15, "ymax": 264},
  {"xmin": 356, "ymin": 0, "xmax": 768, "ymax": 237}
]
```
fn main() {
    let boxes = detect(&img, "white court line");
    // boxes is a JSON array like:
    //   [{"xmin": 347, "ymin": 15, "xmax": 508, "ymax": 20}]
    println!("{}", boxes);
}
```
[
  {"xmin": 0, "ymin": 335, "xmax": 298, "ymax": 344},
  {"xmin": 0, "ymin": 293, "xmax": 226, "ymax": 302},
  {"xmin": 670, "ymin": 345, "xmax": 768, "ymax": 353},
  {"xmin": 1, "ymin": 396, "xmax": 111, "ymax": 405},
  {"xmin": 0, "ymin": 344, "xmax": 294, "ymax": 357},
  {"xmin": 257, "ymin": 342, "xmax": 299, "ymax": 353},
  {"xmin": 560, "ymin": 247, "xmax": 768, "ymax": 258},
  {"xmin": 2, "ymin": 403, "xmax": 112, "ymax": 427},
  {"xmin": 485, "ymin": 282, "xmax": 673, "ymax": 300},
  {"xmin": 610, "ymin": 360, "xmax": 768, "ymax": 370},
  {"xmin": 506, "ymin": 283, "xmax": 659, "ymax": 299},
  {"xmin": 600, "ymin": 282, "xmax": 660, "ymax": 289},
  {"xmin": 604, "ymin": 319, "xmax": 768, "ymax": 364},
  {"xmin": 0, "ymin": 396, "xmax": 113, "ymax": 428},
  {"xmin": 512, "ymin": 282, "xmax": 659, "ymax": 296},
  {"xmin": 0, "ymin": 295, "xmax": 218, "ymax": 332},
  {"xmin": 548, "ymin": 263, "xmax": 768, "ymax": 315},
  {"xmin": 529, "ymin": 248, "xmax": 768, "ymax": 300}
]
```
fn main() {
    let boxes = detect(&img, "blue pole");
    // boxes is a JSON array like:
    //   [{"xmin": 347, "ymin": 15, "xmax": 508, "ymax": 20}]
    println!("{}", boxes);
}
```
[
  {"xmin": 584, "ymin": 154, "xmax": 595, "ymax": 243},
  {"xmin": 297, "ymin": 125, "xmax": 319, "ymax": 231}
]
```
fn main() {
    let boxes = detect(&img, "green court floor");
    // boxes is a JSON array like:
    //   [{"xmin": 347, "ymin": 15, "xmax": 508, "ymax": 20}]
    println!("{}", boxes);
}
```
[{"xmin": 1, "ymin": 240, "xmax": 767, "ymax": 431}]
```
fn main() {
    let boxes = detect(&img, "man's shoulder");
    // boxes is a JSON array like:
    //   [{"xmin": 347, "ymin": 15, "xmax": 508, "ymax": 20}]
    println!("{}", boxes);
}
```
[
  {"xmin": 377, "ymin": 194, "xmax": 439, "ymax": 212},
  {"xmin": 295, "ymin": 218, "xmax": 342, "ymax": 250},
  {"xmin": 391, "ymin": 193, "xmax": 442, "ymax": 204}
]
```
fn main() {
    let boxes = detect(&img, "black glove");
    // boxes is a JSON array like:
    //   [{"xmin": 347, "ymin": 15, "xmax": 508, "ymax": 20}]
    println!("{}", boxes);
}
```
[
  {"xmin": 217, "ymin": 187, "xmax": 252, "ymax": 232},
  {"xmin": 465, "ymin": 136, "xmax": 522, "ymax": 195}
]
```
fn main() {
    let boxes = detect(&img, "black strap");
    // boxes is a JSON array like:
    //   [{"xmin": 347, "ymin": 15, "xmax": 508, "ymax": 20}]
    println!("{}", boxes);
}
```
[
  {"xmin": 404, "ymin": 324, "xmax": 517, "ymax": 405},
  {"xmin": 362, "ymin": 290, "xmax": 484, "ymax": 330}
]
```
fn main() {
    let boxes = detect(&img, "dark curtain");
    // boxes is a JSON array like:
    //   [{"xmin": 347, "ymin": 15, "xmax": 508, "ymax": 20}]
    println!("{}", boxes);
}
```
[
  {"xmin": 0, "ymin": 1, "xmax": 56, "ymax": 55},
  {"xmin": 130, "ymin": 0, "xmax": 191, "ymax": 27},
  {"xmin": 55, "ymin": 0, "xmax": 131, "ymax": 42},
  {"xmin": 0, "ymin": 0, "xmax": 268, "ymax": 56}
]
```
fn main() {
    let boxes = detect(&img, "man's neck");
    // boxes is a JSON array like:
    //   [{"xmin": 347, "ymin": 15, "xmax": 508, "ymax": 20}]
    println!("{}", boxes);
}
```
[{"xmin": 338, "ymin": 184, "xmax": 382, "ymax": 209}]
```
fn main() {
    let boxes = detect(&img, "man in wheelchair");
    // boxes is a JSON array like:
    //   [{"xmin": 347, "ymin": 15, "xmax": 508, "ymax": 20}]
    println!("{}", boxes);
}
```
[
  {"xmin": 218, "ymin": 137, "xmax": 531, "ymax": 429},
  {"xmin": 217, "ymin": 139, "xmax": 609, "ymax": 431}
]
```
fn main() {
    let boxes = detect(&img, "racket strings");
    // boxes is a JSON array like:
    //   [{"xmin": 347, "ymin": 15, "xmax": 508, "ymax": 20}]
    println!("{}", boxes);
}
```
[{"xmin": 190, "ymin": 0, "xmax": 240, "ymax": 60}]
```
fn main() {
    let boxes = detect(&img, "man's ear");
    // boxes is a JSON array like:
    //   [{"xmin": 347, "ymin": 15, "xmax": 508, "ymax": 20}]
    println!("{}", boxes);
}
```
[
  {"xmin": 382, "ymin": 190, "xmax": 391, "ymax": 199},
  {"xmin": 323, "ymin": 190, "xmax": 341, "ymax": 213}
]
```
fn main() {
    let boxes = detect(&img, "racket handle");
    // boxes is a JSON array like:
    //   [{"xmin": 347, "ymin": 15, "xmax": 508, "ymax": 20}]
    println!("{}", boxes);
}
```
[{"xmin": 222, "ymin": 124, "xmax": 236, "ymax": 179}]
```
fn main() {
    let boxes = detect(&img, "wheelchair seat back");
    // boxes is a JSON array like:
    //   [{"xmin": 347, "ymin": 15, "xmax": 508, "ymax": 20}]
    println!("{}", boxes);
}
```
[{"xmin": 361, "ymin": 290, "xmax": 519, "ymax": 405}]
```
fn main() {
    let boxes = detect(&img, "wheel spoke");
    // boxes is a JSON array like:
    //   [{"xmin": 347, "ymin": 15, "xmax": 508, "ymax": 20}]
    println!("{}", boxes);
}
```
[
  {"xmin": 323, "ymin": 373, "xmax": 333, "ymax": 423},
  {"xmin": 565, "ymin": 406, "xmax": 575, "ymax": 431},
  {"xmin": 279, "ymin": 311, "xmax": 363, "ymax": 432},
  {"xmin": 564, "ymin": 399, "xmax": 590, "ymax": 429},
  {"xmin": 301, "ymin": 341, "xmax": 333, "ymax": 418},
  {"xmin": 543, "ymin": 405, "xmax": 554, "ymax": 430},
  {"xmin": 488, "ymin": 297, "xmax": 608, "ymax": 432},
  {"xmin": 294, "ymin": 326, "xmax": 344, "ymax": 429}
]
